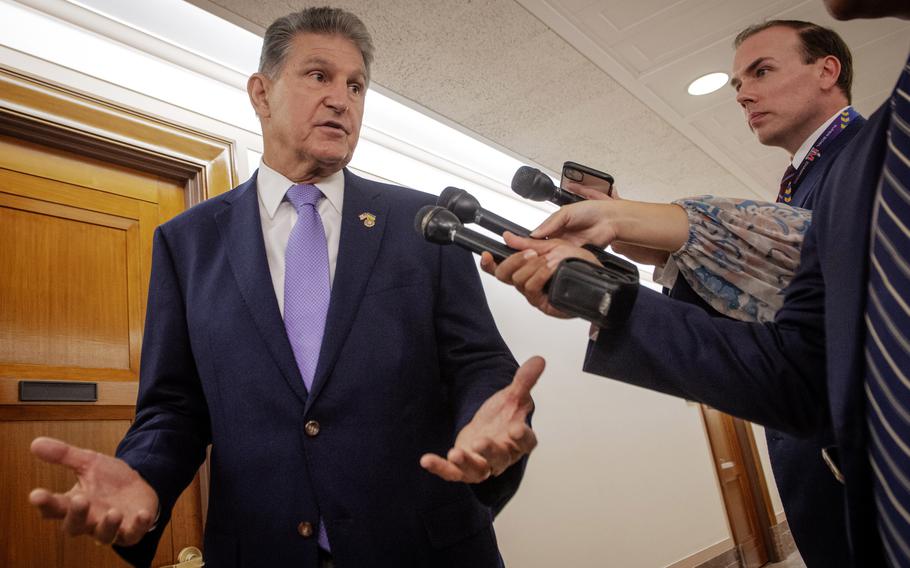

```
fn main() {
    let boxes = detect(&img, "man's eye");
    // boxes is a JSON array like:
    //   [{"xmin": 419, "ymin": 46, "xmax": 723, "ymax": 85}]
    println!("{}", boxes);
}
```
[
  {"xmin": 349, "ymin": 83, "xmax": 363, "ymax": 95},
  {"xmin": 309, "ymin": 72, "xmax": 326, "ymax": 82},
  {"xmin": 756, "ymin": 68, "xmax": 768, "ymax": 77}
]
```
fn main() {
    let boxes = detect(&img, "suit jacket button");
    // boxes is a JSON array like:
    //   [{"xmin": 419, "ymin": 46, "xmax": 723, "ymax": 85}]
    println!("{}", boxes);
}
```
[
  {"xmin": 304, "ymin": 420, "xmax": 321, "ymax": 437},
  {"xmin": 297, "ymin": 521, "xmax": 314, "ymax": 538}
]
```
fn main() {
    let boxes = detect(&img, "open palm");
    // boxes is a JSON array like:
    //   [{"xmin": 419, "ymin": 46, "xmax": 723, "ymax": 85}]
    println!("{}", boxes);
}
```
[{"xmin": 29, "ymin": 437, "xmax": 159, "ymax": 546}]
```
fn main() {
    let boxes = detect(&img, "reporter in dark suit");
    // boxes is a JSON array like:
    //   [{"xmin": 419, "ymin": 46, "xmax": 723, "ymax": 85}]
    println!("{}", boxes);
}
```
[
  {"xmin": 486, "ymin": 0, "xmax": 910, "ymax": 564},
  {"xmin": 564, "ymin": 19, "xmax": 865, "ymax": 566},
  {"xmin": 27, "ymin": 8, "xmax": 541, "ymax": 567},
  {"xmin": 669, "ymin": 20, "xmax": 864, "ymax": 567}
]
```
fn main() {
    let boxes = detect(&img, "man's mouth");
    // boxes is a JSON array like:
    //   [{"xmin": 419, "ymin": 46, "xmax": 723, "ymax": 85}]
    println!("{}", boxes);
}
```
[
  {"xmin": 318, "ymin": 121, "xmax": 349, "ymax": 134},
  {"xmin": 748, "ymin": 112, "xmax": 768, "ymax": 128}
]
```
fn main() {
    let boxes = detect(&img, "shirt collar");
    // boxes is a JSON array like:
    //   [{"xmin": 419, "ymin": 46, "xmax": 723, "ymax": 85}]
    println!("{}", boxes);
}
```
[
  {"xmin": 256, "ymin": 159, "xmax": 345, "ymax": 219},
  {"xmin": 791, "ymin": 106, "xmax": 851, "ymax": 168}
]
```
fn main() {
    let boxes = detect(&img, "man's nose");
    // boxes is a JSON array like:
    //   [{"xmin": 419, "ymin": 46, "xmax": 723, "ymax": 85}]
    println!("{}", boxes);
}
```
[
  {"xmin": 736, "ymin": 85, "xmax": 755, "ymax": 107},
  {"xmin": 325, "ymin": 82, "xmax": 350, "ymax": 113}
]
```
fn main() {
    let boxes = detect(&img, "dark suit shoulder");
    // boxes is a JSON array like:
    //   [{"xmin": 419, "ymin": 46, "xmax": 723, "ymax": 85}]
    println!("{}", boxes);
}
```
[
  {"xmin": 794, "ymin": 115, "xmax": 866, "ymax": 209},
  {"xmin": 158, "ymin": 178, "xmax": 252, "ymax": 238},
  {"xmin": 343, "ymin": 168, "xmax": 437, "ymax": 207}
]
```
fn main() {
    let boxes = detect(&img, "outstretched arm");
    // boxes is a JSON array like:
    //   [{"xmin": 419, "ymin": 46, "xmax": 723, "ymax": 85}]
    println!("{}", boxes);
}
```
[{"xmin": 532, "ymin": 199, "xmax": 689, "ymax": 255}]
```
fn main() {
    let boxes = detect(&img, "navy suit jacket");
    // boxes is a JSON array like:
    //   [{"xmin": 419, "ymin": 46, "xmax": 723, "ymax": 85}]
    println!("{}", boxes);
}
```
[
  {"xmin": 115, "ymin": 169, "xmax": 522, "ymax": 567},
  {"xmin": 665, "ymin": 115, "xmax": 865, "ymax": 567},
  {"xmin": 585, "ymin": 99, "xmax": 891, "ymax": 566}
]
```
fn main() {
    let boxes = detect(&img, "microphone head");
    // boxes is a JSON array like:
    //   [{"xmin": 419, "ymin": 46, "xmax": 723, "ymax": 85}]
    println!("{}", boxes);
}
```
[
  {"xmin": 437, "ymin": 186, "xmax": 465, "ymax": 209},
  {"xmin": 415, "ymin": 205, "xmax": 462, "ymax": 244},
  {"xmin": 511, "ymin": 166, "xmax": 558, "ymax": 202},
  {"xmin": 438, "ymin": 186, "xmax": 481, "ymax": 224}
]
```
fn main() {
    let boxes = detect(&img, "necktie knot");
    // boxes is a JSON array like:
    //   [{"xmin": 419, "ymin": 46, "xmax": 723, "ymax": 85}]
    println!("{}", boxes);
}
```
[
  {"xmin": 286, "ymin": 183, "xmax": 322, "ymax": 210},
  {"xmin": 778, "ymin": 164, "xmax": 798, "ymax": 203},
  {"xmin": 780, "ymin": 164, "xmax": 797, "ymax": 186}
]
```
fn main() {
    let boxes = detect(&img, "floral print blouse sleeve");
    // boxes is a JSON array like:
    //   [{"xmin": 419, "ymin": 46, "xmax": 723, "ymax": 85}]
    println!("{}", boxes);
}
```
[{"xmin": 653, "ymin": 195, "xmax": 812, "ymax": 323}]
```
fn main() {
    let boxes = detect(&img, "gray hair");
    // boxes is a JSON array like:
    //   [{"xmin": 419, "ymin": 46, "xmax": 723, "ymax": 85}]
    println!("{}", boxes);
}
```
[{"xmin": 258, "ymin": 7, "xmax": 375, "ymax": 82}]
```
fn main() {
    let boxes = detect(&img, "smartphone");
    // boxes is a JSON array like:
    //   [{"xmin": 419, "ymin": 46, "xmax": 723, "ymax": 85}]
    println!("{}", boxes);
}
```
[{"xmin": 561, "ymin": 161, "xmax": 614, "ymax": 197}]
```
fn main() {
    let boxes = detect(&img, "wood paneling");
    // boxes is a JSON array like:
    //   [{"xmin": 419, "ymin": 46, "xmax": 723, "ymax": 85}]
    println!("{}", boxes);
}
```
[
  {"xmin": 0, "ymin": 202, "xmax": 132, "ymax": 370},
  {"xmin": 0, "ymin": 65, "xmax": 234, "ymax": 567}
]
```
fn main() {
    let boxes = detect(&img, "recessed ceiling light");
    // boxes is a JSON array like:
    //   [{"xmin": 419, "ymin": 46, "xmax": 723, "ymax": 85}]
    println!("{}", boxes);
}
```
[{"xmin": 687, "ymin": 72, "xmax": 729, "ymax": 96}]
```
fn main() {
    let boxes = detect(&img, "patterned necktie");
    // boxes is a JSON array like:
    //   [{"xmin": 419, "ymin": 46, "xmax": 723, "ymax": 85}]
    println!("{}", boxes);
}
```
[
  {"xmin": 864, "ymin": 54, "xmax": 910, "ymax": 567},
  {"xmin": 284, "ymin": 183, "xmax": 331, "ymax": 392},
  {"xmin": 283, "ymin": 183, "xmax": 332, "ymax": 551},
  {"xmin": 778, "ymin": 164, "xmax": 797, "ymax": 203}
]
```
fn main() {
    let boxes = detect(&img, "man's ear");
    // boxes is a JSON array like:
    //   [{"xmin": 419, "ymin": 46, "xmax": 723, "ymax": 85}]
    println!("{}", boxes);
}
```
[
  {"xmin": 817, "ymin": 55, "xmax": 843, "ymax": 93},
  {"xmin": 248, "ymin": 73, "xmax": 271, "ymax": 119}
]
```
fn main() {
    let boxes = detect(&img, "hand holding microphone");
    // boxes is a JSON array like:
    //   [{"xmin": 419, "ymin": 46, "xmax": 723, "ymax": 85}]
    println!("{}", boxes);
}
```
[{"xmin": 416, "ymin": 194, "xmax": 639, "ymax": 327}]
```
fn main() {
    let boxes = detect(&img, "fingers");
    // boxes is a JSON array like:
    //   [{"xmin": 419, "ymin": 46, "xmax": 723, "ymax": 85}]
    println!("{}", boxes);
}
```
[
  {"xmin": 531, "ymin": 210, "xmax": 569, "ymax": 239},
  {"xmin": 420, "ymin": 453, "xmax": 462, "ymax": 482},
  {"xmin": 493, "ymin": 249, "xmax": 539, "ymax": 285},
  {"xmin": 502, "ymin": 232, "xmax": 559, "ymax": 254},
  {"xmin": 563, "ymin": 181, "xmax": 611, "ymax": 201},
  {"xmin": 93, "ymin": 509, "xmax": 124, "ymax": 545},
  {"xmin": 61, "ymin": 494, "xmax": 92, "ymax": 536},
  {"xmin": 31, "ymin": 437, "xmax": 94, "ymax": 471},
  {"xmin": 117, "ymin": 509, "xmax": 155, "ymax": 546},
  {"xmin": 509, "ymin": 424, "xmax": 538, "ymax": 463},
  {"xmin": 508, "ymin": 357, "xmax": 545, "ymax": 401},
  {"xmin": 509, "ymin": 254, "xmax": 554, "ymax": 295},
  {"xmin": 420, "ymin": 451, "xmax": 492, "ymax": 484},
  {"xmin": 479, "ymin": 251, "xmax": 497, "ymax": 276},
  {"xmin": 471, "ymin": 425, "xmax": 538, "ymax": 476},
  {"xmin": 30, "ymin": 488, "xmax": 70, "ymax": 519}
]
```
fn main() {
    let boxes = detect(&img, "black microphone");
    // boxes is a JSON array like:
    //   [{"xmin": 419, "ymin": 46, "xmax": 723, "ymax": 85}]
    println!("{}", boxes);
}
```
[
  {"xmin": 415, "ymin": 205, "xmax": 517, "ymax": 263},
  {"xmin": 547, "ymin": 258, "xmax": 638, "ymax": 328},
  {"xmin": 511, "ymin": 166, "xmax": 584, "ymax": 206},
  {"xmin": 416, "ymin": 205, "xmax": 639, "ymax": 327},
  {"xmin": 437, "ymin": 187, "xmax": 532, "ymax": 238}
]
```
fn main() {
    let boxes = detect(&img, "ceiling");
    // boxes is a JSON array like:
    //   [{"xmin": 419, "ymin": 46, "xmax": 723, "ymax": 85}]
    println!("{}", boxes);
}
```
[{"xmin": 186, "ymin": 0, "xmax": 910, "ymax": 204}]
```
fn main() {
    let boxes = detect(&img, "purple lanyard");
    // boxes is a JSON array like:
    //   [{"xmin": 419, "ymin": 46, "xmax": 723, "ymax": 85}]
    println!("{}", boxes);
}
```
[{"xmin": 780, "ymin": 106, "xmax": 859, "ymax": 203}]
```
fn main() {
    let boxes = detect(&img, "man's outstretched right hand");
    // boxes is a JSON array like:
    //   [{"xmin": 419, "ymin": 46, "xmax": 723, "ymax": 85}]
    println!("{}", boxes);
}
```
[{"xmin": 29, "ymin": 437, "xmax": 159, "ymax": 547}]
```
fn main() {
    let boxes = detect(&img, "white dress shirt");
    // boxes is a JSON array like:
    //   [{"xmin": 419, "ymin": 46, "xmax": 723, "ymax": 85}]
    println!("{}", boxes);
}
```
[
  {"xmin": 791, "ymin": 105, "xmax": 851, "ymax": 168},
  {"xmin": 256, "ymin": 160, "xmax": 344, "ymax": 317}
]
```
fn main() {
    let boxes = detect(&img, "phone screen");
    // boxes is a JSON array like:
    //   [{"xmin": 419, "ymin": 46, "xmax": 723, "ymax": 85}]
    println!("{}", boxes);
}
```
[{"xmin": 561, "ymin": 163, "xmax": 614, "ymax": 197}]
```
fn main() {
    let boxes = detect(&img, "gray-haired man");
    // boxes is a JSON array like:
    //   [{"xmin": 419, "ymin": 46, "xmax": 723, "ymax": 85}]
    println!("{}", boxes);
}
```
[{"xmin": 28, "ymin": 7, "xmax": 540, "ymax": 567}]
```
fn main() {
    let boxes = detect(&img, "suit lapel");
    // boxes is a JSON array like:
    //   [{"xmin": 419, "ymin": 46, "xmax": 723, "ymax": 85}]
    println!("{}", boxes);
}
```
[
  {"xmin": 214, "ymin": 176, "xmax": 309, "ymax": 406},
  {"xmin": 306, "ymin": 169, "xmax": 389, "ymax": 411},
  {"xmin": 796, "ymin": 116, "xmax": 866, "ymax": 208},
  {"xmin": 823, "ymin": 103, "xmax": 890, "ymax": 438}
]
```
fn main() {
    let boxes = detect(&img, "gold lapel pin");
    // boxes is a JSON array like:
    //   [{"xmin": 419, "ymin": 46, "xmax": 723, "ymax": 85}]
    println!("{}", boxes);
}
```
[{"xmin": 359, "ymin": 212, "xmax": 376, "ymax": 228}]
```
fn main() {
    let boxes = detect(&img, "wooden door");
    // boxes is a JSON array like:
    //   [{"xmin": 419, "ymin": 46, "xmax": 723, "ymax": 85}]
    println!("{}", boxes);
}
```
[
  {"xmin": 0, "ymin": 135, "xmax": 201, "ymax": 567},
  {"xmin": 701, "ymin": 406, "xmax": 772, "ymax": 568},
  {"xmin": 0, "ymin": 67, "xmax": 236, "ymax": 568}
]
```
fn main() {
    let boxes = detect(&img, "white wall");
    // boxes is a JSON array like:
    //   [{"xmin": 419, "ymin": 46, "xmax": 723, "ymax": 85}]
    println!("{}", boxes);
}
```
[
  {"xmin": 483, "ymin": 277, "xmax": 731, "ymax": 567},
  {"xmin": 0, "ymin": 1, "xmax": 736, "ymax": 565}
]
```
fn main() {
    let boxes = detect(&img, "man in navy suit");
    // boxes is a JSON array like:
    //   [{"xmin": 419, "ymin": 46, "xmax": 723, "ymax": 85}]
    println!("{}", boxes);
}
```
[
  {"xmin": 27, "ymin": 8, "xmax": 541, "ymax": 567},
  {"xmin": 671, "ymin": 20, "xmax": 863, "ymax": 567},
  {"xmin": 563, "ymin": 18, "xmax": 863, "ymax": 567},
  {"xmin": 486, "ymin": 0, "xmax": 910, "ymax": 564}
]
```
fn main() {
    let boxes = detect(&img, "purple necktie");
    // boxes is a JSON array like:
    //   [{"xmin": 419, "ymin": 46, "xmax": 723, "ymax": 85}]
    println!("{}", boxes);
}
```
[
  {"xmin": 284, "ymin": 183, "xmax": 330, "ymax": 391},
  {"xmin": 283, "ymin": 183, "xmax": 331, "ymax": 551}
]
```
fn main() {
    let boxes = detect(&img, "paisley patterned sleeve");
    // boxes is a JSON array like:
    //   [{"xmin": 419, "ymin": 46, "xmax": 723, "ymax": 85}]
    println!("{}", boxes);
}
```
[{"xmin": 658, "ymin": 195, "xmax": 812, "ymax": 323}]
